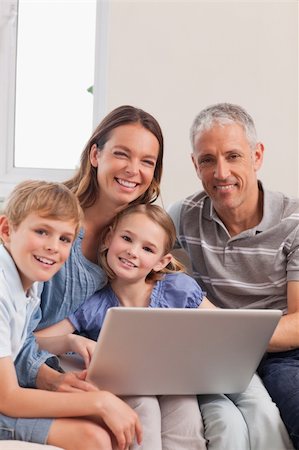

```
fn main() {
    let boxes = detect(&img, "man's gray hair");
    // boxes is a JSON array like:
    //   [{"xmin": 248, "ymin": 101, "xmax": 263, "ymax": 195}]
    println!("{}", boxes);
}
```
[{"xmin": 190, "ymin": 103, "xmax": 258, "ymax": 150}]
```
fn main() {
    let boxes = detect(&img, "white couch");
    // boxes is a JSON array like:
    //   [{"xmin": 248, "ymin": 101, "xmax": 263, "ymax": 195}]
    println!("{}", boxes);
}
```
[{"xmin": 0, "ymin": 443, "xmax": 63, "ymax": 449}]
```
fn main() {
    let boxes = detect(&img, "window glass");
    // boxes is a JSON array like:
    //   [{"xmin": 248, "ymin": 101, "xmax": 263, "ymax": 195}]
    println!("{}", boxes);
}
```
[{"xmin": 15, "ymin": 0, "xmax": 96, "ymax": 169}]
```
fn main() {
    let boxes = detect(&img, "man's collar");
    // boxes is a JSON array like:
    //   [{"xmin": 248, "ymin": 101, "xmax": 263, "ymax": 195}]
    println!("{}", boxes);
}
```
[{"xmin": 206, "ymin": 181, "xmax": 283, "ymax": 234}]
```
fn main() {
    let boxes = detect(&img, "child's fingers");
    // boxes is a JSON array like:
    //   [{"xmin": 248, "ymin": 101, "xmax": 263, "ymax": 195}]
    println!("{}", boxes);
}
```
[
  {"xmin": 135, "ymin": 417, "xmax": 143, "ymax": 445},
  {"xmin": 115, "ymin": 431, "xmax": 126, "ymax": 450},
  {"xmin": 55, "ymin": 371, "xmax": 98, "ymax": 392},
  {"xmin": 82, "ymin": 351, "xmax": 90, "ymax": 369}
]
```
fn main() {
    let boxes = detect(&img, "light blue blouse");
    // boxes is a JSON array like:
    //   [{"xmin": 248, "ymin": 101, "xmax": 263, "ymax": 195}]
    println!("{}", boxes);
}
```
[
  {"xmin": 69, "ymin": 272, "xmax": 205, "ymax": 341},
  {"xmin": 38, "ymin": 228, "xmax": 107, "ymax": 329}
]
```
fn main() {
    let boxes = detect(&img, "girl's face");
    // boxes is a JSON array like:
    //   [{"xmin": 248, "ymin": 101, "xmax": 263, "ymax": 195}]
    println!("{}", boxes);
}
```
[
  {"xmin": 90, "ymin": 123, "xmax": 159, "ymax": 208},
  {"xmin": 106, "ymin": 212, "xmax": 171, "ymax": 283}
]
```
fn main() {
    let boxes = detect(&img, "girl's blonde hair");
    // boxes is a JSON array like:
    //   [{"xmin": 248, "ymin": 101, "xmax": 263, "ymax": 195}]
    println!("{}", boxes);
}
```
[
  {"xmin": 99, "ymin": 204, "xmax": 185, "ymax": 282},
  {"xmin": 4, "ymin": 180, "xmax": 82, "ymax": 235},
  {"xmin": 64, "ymin": 105, "xmax": 164, "ymax": 209}
]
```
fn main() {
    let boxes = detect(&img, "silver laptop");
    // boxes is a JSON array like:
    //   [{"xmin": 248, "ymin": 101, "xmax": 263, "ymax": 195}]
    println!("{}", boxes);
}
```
[{"xmin": 83, "ymin": 307, "xmax": 281, "ymax": 395}]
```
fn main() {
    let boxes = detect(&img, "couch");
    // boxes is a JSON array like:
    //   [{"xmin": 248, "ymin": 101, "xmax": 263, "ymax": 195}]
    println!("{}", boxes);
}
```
[{"xmin": 0, "ymin": 443, "xmax": 63, "ymax": 449}]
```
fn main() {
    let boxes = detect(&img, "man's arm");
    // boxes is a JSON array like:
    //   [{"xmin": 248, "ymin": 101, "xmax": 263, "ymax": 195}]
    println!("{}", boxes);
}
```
[{"xmin": 268, "ymin": 280, "xmax": 299, "ymax": 352}]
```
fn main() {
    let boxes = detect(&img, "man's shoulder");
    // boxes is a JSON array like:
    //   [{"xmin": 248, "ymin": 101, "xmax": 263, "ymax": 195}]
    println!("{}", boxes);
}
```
[
  {"xmin": 265, "ymin": 188, "xmax": 299, "ymax": 217},
  {"xmin": 167, "ymin": 190, "xmax": 208, "ymax": 232},
  {"xmin": 281, "ymin": 193, "xmax": 299, "ymax": 215},
  {"xmin": 168, "ymin": 190, "xmax": 208, "ymax": 216}
]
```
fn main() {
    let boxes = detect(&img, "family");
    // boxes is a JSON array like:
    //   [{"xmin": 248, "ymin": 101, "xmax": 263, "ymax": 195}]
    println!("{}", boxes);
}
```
[{"xmin": 0, "ymin": 103, "xmax": 298, "ymax": 449}]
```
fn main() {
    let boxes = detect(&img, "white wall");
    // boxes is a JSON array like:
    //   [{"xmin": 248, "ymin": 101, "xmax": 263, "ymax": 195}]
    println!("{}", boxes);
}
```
[{"xmin": 97, "ymin": 0, "xmax": 298, "ymax": 207}]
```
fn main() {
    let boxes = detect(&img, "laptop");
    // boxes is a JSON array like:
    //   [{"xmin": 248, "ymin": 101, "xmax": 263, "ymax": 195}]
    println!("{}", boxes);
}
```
[{"xmin": 80, "ymin": 307, "xmax": 281, "ymax": 396}]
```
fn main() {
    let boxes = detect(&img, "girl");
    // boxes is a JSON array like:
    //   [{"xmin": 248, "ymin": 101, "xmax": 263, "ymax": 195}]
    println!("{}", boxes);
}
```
[
  {"xmin": 37, "ymin": 204, "xmax": 292, "ymax": 450},
  {"xmin": 36, "ymin": 203, "xmax": 212, "ymax": 450}
]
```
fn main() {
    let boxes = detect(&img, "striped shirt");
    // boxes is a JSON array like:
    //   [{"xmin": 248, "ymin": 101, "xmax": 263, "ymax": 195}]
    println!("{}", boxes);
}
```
[{"xmin": 168, "ymin": 183, "xmax": 299, "ymax": 312}]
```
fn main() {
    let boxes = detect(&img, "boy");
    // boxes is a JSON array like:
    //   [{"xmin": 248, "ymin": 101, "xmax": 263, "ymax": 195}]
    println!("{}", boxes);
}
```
[{"xmin": 0, "ymin": 180, "xmax": 142, "ymax": 450}]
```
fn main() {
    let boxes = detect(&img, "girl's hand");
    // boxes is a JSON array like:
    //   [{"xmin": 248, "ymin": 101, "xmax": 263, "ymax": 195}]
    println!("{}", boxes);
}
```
[{"xmin": 67, "ymin": 334, "xmax": 96, "ymax": 368}]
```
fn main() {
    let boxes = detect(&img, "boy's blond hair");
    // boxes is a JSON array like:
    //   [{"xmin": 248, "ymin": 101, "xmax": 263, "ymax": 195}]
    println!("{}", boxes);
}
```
[
  {"xmin": 99, "ymin": 203, "xmax": 185, "ymax": 282},
  {"xmin": 4, "ymin": 180, "xmax": 82, "ymax": 234}
]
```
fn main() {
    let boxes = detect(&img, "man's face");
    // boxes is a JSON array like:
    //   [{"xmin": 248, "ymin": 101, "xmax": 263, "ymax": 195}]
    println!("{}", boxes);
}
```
[{"xmin": 191, "ymin": 123, "xmax": 263, "ymax": 215}]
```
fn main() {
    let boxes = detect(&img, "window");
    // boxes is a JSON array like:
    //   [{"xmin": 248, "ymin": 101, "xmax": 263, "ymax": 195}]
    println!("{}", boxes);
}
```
[{"xmin": 0, "ymin": 0, "xmax": 108, "ymax": 199}]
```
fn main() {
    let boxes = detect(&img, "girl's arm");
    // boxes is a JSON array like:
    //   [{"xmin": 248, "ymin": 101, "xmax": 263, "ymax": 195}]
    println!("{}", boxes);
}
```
[
  {"xmin": 0, "ymin": 356, "xmax": 142, "ymax": 449},
  {"xmin": 35, "ymin": 319, "xmax": 95, "ymax": 368}
]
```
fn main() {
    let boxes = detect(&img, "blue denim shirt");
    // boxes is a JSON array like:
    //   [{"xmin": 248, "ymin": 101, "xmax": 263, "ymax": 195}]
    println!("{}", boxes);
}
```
[{"xmin": 15, "ymin": 229, "xmax": 107, "ymax": 387}]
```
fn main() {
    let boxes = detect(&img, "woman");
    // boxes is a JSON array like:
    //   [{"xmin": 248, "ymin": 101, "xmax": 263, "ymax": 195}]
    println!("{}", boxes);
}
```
[
  {"xmin": 15, "ymin": 105, "xmax": 164, "ymax": 388},
  {"xmin": 40, "ymin": 105, "xmax": 164, "ymax": 328}
]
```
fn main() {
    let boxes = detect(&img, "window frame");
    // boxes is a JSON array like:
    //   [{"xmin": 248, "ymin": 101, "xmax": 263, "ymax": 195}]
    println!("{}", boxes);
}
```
[{"xmin": 0, "ymin": 0, "xmax": 109, "ymax": 201}]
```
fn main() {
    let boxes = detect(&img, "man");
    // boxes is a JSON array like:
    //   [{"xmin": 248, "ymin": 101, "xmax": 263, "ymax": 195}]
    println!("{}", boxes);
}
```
[{"xmin": 168, "ymin": 103, "xmax": 299, "ymax": 449}]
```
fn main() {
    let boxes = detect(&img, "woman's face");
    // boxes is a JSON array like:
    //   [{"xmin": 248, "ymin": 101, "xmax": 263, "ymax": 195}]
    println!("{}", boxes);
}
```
[{"xmin": 90, "ymin": 123, "xmax": 160, "ymax": 207}]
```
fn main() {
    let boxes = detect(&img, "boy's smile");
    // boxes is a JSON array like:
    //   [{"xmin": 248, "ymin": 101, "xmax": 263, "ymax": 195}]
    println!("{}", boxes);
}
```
[{"xmin": 2, "ymin": 212, "xmax": 76, "ymax": 292}]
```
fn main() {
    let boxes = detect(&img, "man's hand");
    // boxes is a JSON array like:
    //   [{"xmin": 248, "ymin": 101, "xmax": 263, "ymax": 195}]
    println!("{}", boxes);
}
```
[{"xmin": 268, "ymin": 281, "xmax": 299, "ymax": 351}]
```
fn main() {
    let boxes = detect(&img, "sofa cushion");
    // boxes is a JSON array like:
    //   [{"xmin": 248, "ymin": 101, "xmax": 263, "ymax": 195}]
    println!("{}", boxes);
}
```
[{"xmin": 0, "ymin": 441, "xmax": 63, "ymax": 449}]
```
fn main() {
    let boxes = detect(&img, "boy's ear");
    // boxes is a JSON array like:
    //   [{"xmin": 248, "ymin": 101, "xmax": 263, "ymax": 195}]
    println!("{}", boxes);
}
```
[
  {"xmin": 153, "ymin": 253, "xmax": 172, "ymax": 272},
  {"xmin": 0, "ymin": 216, "xmax": 12, "ymax": 244}
]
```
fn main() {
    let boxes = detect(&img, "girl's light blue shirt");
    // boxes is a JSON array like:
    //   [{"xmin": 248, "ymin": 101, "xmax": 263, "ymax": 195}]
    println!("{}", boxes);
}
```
[{"xmin": 69, "ymin": 272, "xmax": 205, "ymax": 341}]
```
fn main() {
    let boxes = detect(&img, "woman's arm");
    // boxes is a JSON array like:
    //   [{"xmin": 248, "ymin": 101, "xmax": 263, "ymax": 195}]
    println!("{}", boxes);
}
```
[
  {"xmin": 36, "ymin": 334, "xmax": 96, "ymax": 368},
  {"xmin": 35, "ymin": 319, "xmax": 95, "ymax": 368},
  {"xmin": 35, "ymin": 318, "xmax": 75, "ymax": 337}
]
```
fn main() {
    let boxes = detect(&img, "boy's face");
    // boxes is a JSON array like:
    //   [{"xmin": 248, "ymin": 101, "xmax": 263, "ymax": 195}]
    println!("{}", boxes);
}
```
[{"xmin": 1, "ymin": 212, "xmax": 76, "ymax": 292}]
